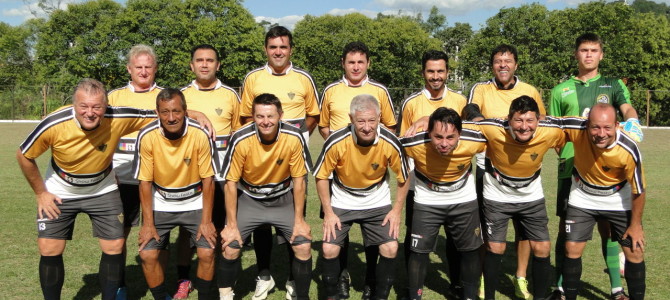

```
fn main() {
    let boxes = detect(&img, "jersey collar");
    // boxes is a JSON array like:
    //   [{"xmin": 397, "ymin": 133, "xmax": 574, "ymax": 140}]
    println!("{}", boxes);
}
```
[
  {"xmin": 342, "ymin": 75, "xmax": 369, "ymax": 87},
  {"xmin": 159, "ymin": 117, "xmax": 189, "ymax": 139},
  {"xmin": 492, "ymin": 76, "xmax": 519, "ymax": 90},
  {"xmin": 264, "ymin": 62, "xmax": 294, "ymax": 76},
  {"xmin": 349, "ymin": 123, "xmax": 380, "ymax": 146},
  {"xmin": 191, "ymin": 79, "xmax": 223, "ymax": 91},
  {"xmin": 255, "ymin": 121, "xmax": 283, "ymax": 144},
  {"xmin": 421, "ymin": 85, "xmax": 447, "ymax": 100},
  {"xmin": 127, "ymin": 82, "xmax": 158, "ymax": 93},
  {"xmin": 571, "ymin": 73, "xmax": 602, "ymax": 86}
]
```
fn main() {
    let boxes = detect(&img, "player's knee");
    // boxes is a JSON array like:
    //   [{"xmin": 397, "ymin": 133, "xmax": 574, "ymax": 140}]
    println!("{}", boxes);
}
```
[
  {"xmin": 530, "ymin": 241, "xmax": 551, "ymax": 258},
  {"xmin": 37, "ymin": 238, "xmax": 66, "ymax": 256},
  {"xmin": 139, "ymin": 249, "xmax": 161, "ymax": 262},
  {"xmin": 486, "ymin": 241, "xmax": 506, "ymax": 254},
  {"xmin": 222, "ymin": 247, "xmax": 241, "ymax": 260},
  {"xmin": 197, "ymin": 248, "xmax": 216, "ymax": 263},
  {"xmin": 379, "ymin": 241, "xmax": 398, "ymax": 258},
  {"xmin": 322, "ymin": 243, "xmax": 340, "ymax": 259},
  {"xmin": 99, "ymin": 238, "xmax": 125, "ymax": 254},
  {"xmin": 292, "ymin": 242, "xmax": 312, "ymax": 260},
  {"xmin": 565, "ymin": 241, "xmax": 585, "ymax": 259},
  {"xmin": 623, "ymin": 247, "xmax": 644, "ymax": 263}
]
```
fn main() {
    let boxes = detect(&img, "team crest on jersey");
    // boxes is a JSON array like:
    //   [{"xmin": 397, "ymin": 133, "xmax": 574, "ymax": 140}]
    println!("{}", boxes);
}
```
[
  {"xmin": 530, "ymin": 152, "xmax": 539, "ymax": 161},
  {"xmin": 277, "ymin": 158, "xmax": 284, "ymax": 165},
  {"xmin": 287, "ymin": 92, "xmax": 295, "ymax": 100},
  {"xmin": 596, "ymin": 94, "xmax": 610, "ymax": 104},
  {"xmin": 97, "ymin": 143, "xmax": 107, "ymax": 152},
  {"xmin": 602, "ymin": 166, "xmax": 611, "ymax": 172},
  {"xmin": 457, "ymin": 164, "xmax": 465, "ymax": 171},
  {"xmin": 184, "ymin": 157, "xmax": 191, "ymax": 166},
  {"xmin": 215, "ymin": 108, "xmax": 223, "ymax": 116},
  {"xmin": 371, "ymin": 163, "xmax": 379, "ymax": 170}
]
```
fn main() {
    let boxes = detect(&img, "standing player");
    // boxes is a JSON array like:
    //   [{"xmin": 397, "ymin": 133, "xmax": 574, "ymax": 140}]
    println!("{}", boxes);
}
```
[
  {"xmin": 467, "ymin": 44, "xmax": 546, "ymax": 300},
  {"xmin": 400, "ymin": 107, "xmax": 485, "ymax": 300},
  {"xmin": 319, "ymin": 41, "xmax": 396, "ymax": 299},
  {"xmin": 134, "ymin": 89, "xmax": 218, "ymax": 300},
  {"xmin": 559, "ymin": 104, "xmax": 646, "ymax": 300},
  {"xmin": 549, "ymin": 33, "xmax": 642, "ymax": 300},
  {"xmin": 218, "ymin": 94, "xmax": 313, "ymax": 300},
  {"xmin": 238, "ymin": 25, "xmax": 320, "ymax": 300},
  {"xmin": 17, "ymin": 79, "xmax": 156, "ymax": 300},
  {"xmin": 315, "ymin": 94, "xmax": 409, "ymax": 300},
  {"xmin": 175, "ymin": 44, "xmax": 241, "ymax": 299}
]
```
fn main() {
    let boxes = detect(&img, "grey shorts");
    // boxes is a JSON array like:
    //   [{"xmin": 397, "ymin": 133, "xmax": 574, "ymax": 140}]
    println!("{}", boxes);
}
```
[
  {"xmin": 324, "ymin": 205, "xmax": 396, "ymax": 248},
  {"xmin": 410, "ymin": 201, "xmax": 483, "ymax": 253},
  {"xmin": 142, "ymin": 210, "xmax": 212, "ymax": 250},
  {"xmin": 228, "ymin": 191, "xmax": 310, "ymax": 249},
  {"xmin": 565, "ymin": 206, "xmax": 634, "ymax": 248},
  {"xmin": 119, "ymin": 183, "xmax": 141, "ymax": 227},
  {"xmin": 483, "ymin": 198, "xmax": 549, "ymax": 243},
  {"xmin": 37, "ymin": 190, "xmax": 124, "ymax": 240}
]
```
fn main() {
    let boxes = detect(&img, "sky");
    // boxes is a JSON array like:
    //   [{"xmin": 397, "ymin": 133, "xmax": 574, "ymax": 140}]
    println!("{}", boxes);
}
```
[{"xmin": 1, "ymin": 0, "xmax": 669, "ymax": 29}]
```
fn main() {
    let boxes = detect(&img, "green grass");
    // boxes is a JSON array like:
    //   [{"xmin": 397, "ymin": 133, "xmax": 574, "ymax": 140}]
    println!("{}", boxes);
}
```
[{"xmin": 1, "ymin": 123, "xmax": 668, "ymax": 299}]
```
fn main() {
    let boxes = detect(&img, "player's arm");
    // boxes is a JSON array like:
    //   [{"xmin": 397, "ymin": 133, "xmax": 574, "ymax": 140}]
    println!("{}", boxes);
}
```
[
  {"xmin": 306, "ymin": 115, "xmax": 319, "ymax": 135},
  {"xmin": 317, "ymin": 178, "xmax": 340, "ymax": 242},
  {"xmin": 623, "ymin": 192, "xmax": 646, "ymax": 253},
  {"xmin": 319, "ymin": 126, "xmax": 330, "ymax": 140},
  {"xmin": 138, "ymin": 180, "xmax": 160, "ymax": 251},
  {"xmin": 187, "ymin": 110, "xmax": 215, "ymax": 139},
  {"xmin": 16, "ymin": 149, "xmax": 62, "ymax": 220},
  {"xmin": 383, "ymin": 178, "xmax": 409, "ymax": 239},
  {"xmin": 197, "ymin": 176, "xmax": 216, "ymax": 248},
  {"xmin": 290, "ymin": 175, "xmax": 311, "ymax": 243},
  {"xmin": 402, "ymin": 116, "xmax": 430, "ymax": 137},
  {"xmin": 221, "ymin": 180, "xmax": 242, "ymax": 249}
]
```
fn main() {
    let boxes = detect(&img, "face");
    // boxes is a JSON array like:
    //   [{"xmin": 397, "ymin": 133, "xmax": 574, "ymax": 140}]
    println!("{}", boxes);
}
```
[
  {"xmin": 429, "ymin": 121, "xmax": 460, "ymax": 156},
  {"xmin": 157, "ymin": 97, "xmax": 185, "ymax": 135},
  {"xmin": 509, "ymin": 111, "xmax": 538, "ymax": 143},
  {"xmin": 491, "ymin": 52, "xmax": 517, "ymax": 86},
  {"xmin": 423, "ymin": 59, "xmax": 448, "ymax": 92},
  {"xmin": 575, "ymin": 42, "xmax": 603, "ymax": 73},
  {"xmin": 190, "ymin": 49, "xmax": 220, "ymax": 84},
  {"xmin": 350, "ymin": 108, "xmax": 379, "ymax": 145},
  {"xmin": 265, "ymin": 36, "xmax": 292, "ymax": 73},
  {"xmin": 588, "ymin": 107, "xmax": 618, "ymax": 149},
  {"xmin": 342, "ymin": 51, "xmax": 370, "ymax": 85},
  {"xmin": 253, "ymin": 104, "xmax": 283, "ymax": 141},
  {"xmin": 73, "ymin": 90, "xmax": 106, "ymax": 130},
  {"xmin": 127, "ymin": 53, "xmax": 157, "ymax": 90}
]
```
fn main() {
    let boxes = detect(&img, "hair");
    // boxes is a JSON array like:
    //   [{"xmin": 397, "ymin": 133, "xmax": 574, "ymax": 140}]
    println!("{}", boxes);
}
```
[
  {"xmin": 575, "ymin": 32, "xmax": 603, "ymax": 51},
  {"xmin": 508, "ymin": 95, "xmax": 539, "ymax": 120},
  {"xmin": 252, "ymin": 93, "xmax": 283, "ymax": 114},
  {"xmin": 341, "ymin": 41, "xmax": 370, "ymax": 61},
  {"xmin": 349, "ymin": 94, "xmax": 380, "ymax": 116},
  {"xmin": 428, "ymin": 107, "xmax": 462, "ymax": 133},
  {"xmin": 156, "ymin": 88, "xmax": 187, "ymax": 110},
  {"xmin": 421, "ymin": 50, "xmax": 449, "ymax": 71},
  {"xmin": 190, "ymin": 44, "xmax": 220, "ymax": 61},
  {"xmin": 73, "ymin": 78, "xmax": 108, "ymax": 104},
  {"xmin": 127, "ymin": 44, "xmax": 157, "ymax": 66},
  {"xmin": 490, "ymin": 44, "xmax": 518, "ymax": 66},
  {"xmin": 265, "ymin": 26, "xmax": 293, "ymax": 47}
]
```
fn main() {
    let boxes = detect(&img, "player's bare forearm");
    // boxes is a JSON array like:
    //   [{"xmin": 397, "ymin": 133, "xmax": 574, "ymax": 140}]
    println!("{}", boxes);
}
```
[
  {"xmin": 393, "ymin": 179, "xmax": 409, "ymax": 213},
  {"xmin": 316, "ymin": 178, "xmax": 334, "ymax": 215},
  {"xmin": 200, "ymin": 176, "xmax": 214, "ymax": 224},
  {"xmin": 292, "ymin": 176, "xmax": 306, "ymax": 222},
  {"xmin": 319, "ymin": 126, "xmax": 330, "ymax": 140},
  {"xmin": 630, "ymin": 192, "xmax": 646, "ymax": 229},
  {"xmin": 620, "ymin": 103, "xmax": 639, "ymax": 120},
  {"xmin": 16, "ymin": 149, "xmax": 47, "ymax": 195},
  {"xmin": 306, "ymin": 115, "xmax": 319, "ymax": 134},
  {"xmin": 223, "ymin": 180, "xmax": 238, "ymax": 227},
  {"xmin": 139, "ymin": 180, "xmax": 155, "ymax": 226},
  {"xmin": 241, "ymin": 116, "xmax": 253, "ymax": 126}
]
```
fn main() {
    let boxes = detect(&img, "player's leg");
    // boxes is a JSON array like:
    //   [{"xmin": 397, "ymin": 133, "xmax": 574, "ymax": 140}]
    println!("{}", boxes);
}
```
[
  {"xmin": 173, "ymin": 228, "xmax": 194, "ymax": 299},
  {"xmin": 321, "ymin": 207, "xmax": 351, "ymax": 299},
  {"xmin": 597, "ymin": 219, "xmax": 625, "ymax": 297},
  {"xmin": 446, "ymin": 200, "xmax": 483, "ymax": 300},
  {"xmin": 274, "ymin": 192, "xmax": 312, "ymax": 300},
  {"xmin": 118, "ymin": 183, "xmax": 140, "ymax": 298},
  {"xmin": 178, "ymin": 209, "xmax": 216, "ymax": 300},
  {"xmin": 518, "ymin": 199, "xmax": 552, "ymax": 299},
  {"xmin": 553, "ymin": 177, "xmax": 570, "ymax": 296},
  {"xmin": 512, "ymin": 223, "xmax": 532, "ymax": 300},
  {"xmin": 482, "ymin": 199, "xmax": 511, "ymax": 300},
  {"xmin": 562, "ymin": 206, "xmax": 597, "ymax": 300},
  {"xmin": 608, "ymin": 210, "xmax": 644, "ymax": 300},
  {"xmin": 364, "ymin": 205, "xmax": 399, "ymax": 300},
  {"xmin": 406, "ymin": 202, "xmax": 442, "ymax": 300}
]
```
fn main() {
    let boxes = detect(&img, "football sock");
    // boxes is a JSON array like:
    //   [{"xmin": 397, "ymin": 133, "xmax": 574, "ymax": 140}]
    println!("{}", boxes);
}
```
[
  {"xmin": 321, "ymin": 256, "xmax": 340, "ymax": 297},
  {"xmin": 149, "ymin": 283, "xmax": 167, "ymax": 300},
  {"xmin": 562, "ymin": 256, "xmax": 582, "ymax": 300},
  {"xmin": 195, "ymin": 277, "xmax": 213, "ymax": 300},
  {"xmin": 375, "ymin": 255, "xmax": 396, "ymax": 299},
  {"xmin": 99, "ymin": 253, "xmax": 124, "ymax": 300},
  {"xmin": 364, "ymin": 245, "xmax": 379, "ymax": 287},
  {"xmin": 625, "ymin": 260, "xmax": 645, "ymax": 300},
  {"xmin": 340, "ymin": 236, "xmax": 350, "ymax": 274},
  {"xmin": 287, "ymin": 243, "xmax": 296, "ymax": 281},
  {"xmin": 532, "ymin": 255, "xmax": 551, "ymax": 299},
  {"xmin": 460, "ymin": 249, "xmax": 482, "ymax": 300},
  {"xmin": 554, "ymin": 221, "xmax": 566, "ymax": 289},
  {"xmin": 603, "ymin": 238, "xmax": 623, "ymax": 290},
  {"xmin": 292, "ymin": 256, "xmax": 312, "ymax": 300},
  {"xmin": 177, "ymin": 265, "xmax": 191, "ymax": 280},
  {"xmin": 483, "ymin": 251, "xmax": 502, "ymax": 300},
  {"xmin": 40, "ymin": 254, "xmax": 64, "ymax": 300},
  {"xmin": 446, "ymin": 234, "xmax": 461, "ymax": 287},
  {"xmin": 253, "ymin": 226, "xmax": 273, "ymax": 276},
  {"xmin": 217, "ymin": 256, "xmax": 240, "ymax": 288},
  {"xmin": 407, "ymin": 252, "xmax": 429, "ymax": 296}
]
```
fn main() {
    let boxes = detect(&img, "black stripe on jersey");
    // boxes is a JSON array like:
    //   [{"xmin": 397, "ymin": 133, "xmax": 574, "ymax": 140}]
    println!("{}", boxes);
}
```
[
  {"xmin": 397, "ymin": 90, "xmax": 424, "ymax": 134},
  {"xmin": 478, "ymin": 118, "xmax": 507, "ymax": 128},
  {"xmin": 106, "ymin": 106, "xmax": 157, "ymax": 118},
  {"xmin": 368, "ymin": 78, "xmax": 395, "ymax": 112},
  {"xmin": 538, "ymin": 116, "xmax": 562, "ymax": 128},
  {"xmin": 221, "ymin": 85, "xmax": 242, "ymax": 102},
  {"xmin": 313, "ymin": 126, "xmax": 354, "ymax": 176},
  {"xmin": 278, "ymin": 122, "xmax": 314, "ymax": 172},
  {"xmin": 379, "ymin": 126, "xmax": 409, "ymax": 180},
  {"xmin": 292, "ymin": 65, "xmax": 321, "ymax": 108},
  {"xmin": 219, "ymin": 122, "xmax": 257, "ymax": 180},
  {"xmin": 400, "ymin": 132, "xmax": 430, "ymax": 147},
  {"xmin": 20, "ymin": 107, "xmax": 74, "ymax": 153},
  {"xmin": 460, "ymin": 128, "xmax": 487, "ymax": 142},
  {"xmin": 467, "ymin": 81, "xmax": 492, "ymax": 103},
  {"xmin": 616, "ymin": 131, "xmax": 645, "ymax": 193},
  {"xmin": 132, "ymin": 120, "xmax": 160, "ymax": 179},
  {"xmin": 560, "ymin": 117, "xmax": 588, "ymax": 130},
  {"xmin": 321, "ymin": 79, "xmax": 342, "ymax": 96}
]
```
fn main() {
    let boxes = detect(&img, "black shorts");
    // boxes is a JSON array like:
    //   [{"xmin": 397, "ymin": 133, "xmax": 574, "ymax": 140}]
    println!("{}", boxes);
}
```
[
  {"xmin": 556, "ymin": 178, "xmax": 571, "ymax": 218},
  {"xmin": 142, "ymin": 210, "xmax": 212, "ymax": 250},
  {"xmin": 119, "ymin": 183, "xmax": 140, "ymax": 227},
  {"xmin": 410, "ymin": 201, "xmax": 483, "ymax": 253},
  {"xmin": 37, "ymin": 190, "xmax": 124, "ymax": 240},
  {"xmin": 324, "ymin": 205, "xmax": 396, "ymax": 248},
  {"xmin": 483, "ymin": 198, "xmax": 549, "ymax": 243},
  {"xmin": 565, "ymin": 206, "xmax": 634, "ymax": 248}
]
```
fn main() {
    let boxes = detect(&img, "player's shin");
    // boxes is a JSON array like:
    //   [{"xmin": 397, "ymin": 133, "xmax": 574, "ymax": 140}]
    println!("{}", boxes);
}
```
[
  {"xmin": 483, "ymin": 251, "xmax": 502, "ymax": 300},
  {"xmin": 321, "ymin": 256, "xmax": 340, "ymax": 297},
  {"xmin": 99, "ymin": 253, "xmax": 124, "ymax": 300},
  {"xmin": 375, "ymin": 255, "xmax": 396, "ymax": 299},
  {"xmin": 624, "ymin": 260, "xmax": 646, "ymax": 300},
  {"xmin": 39, "ymin": 254, "xmax": 64, "ymax": 300},
  {"xmin": 561, "ymin": 257, "xmax": 582, "ymax": 300},
  {"xmin": 460, "ymin": 249, "xmax": 481, "ymax": 300},
  {"xmin": 292, "ymin": 256, "xmax": 312, "ymax": 300},
  {"xmin": 531, "ymin": 255, "xmax": 551, "ymax": 299},
  {"xmin": 407, "ymin": 252, "xmax": 429, "ymax": 300}
]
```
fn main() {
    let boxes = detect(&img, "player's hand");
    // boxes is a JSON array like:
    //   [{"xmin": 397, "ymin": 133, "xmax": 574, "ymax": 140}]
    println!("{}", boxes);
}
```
[
  {"xmin": 138, "ymin": 224, "xmax": 160, "ymax": 251},
  {"xmin": 402, "ymin": 116, "xmax": 430, "ymax": 137},
  {"xmin": 36, "ymin": 191, "xmax": 62, "ymax": 220},
  {"xmin": 321, "ymin": 212, "xmax": 342, "ymax": 242},
  {"xmin": 382, "ymin": 208, "xmax": 402, "ymax": 239},
  {"xmin": 291, "ymin": 218, "xmax": 312, "ymax": 244},
  {"xmin": 621, "ymin": 118, "xmax": 644, "ymax": 143},
  {"xmin": 220, "ymin": 225, "xmax": 242, "ymax": 250},
  {"xmin": 197, "ymin": 221, "xmax": 217, "ymax": 249},
  {"xmin": 623, "ymin": 224, "xmax": 645, "ymax": 253}
]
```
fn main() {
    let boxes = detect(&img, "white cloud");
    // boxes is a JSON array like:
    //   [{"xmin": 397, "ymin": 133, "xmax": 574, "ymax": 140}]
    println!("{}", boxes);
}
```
[
  {"xmin": 326, "ymin": 8, "xmax": 380, "ymax": 18},
  {"xmin": 373, "ymin": 0, "xmax": 522, "ymax": 14},
  {"xmin": 254, "ymin": 15, "xmax": 305, "ymax": 30},
  {"xmin": 2, "ymin": 0, "xmax": 83, "ymax": 21}
]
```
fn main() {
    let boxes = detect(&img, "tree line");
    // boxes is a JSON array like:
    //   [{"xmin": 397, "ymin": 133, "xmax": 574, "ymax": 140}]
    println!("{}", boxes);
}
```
[{"xmin": 1, "ymin": 0, "xmax": 669, "ymax": 124}]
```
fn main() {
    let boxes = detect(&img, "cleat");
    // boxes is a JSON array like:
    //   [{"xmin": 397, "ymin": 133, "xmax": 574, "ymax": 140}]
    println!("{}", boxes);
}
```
[
  {"xmin": 337, "ymin": 273, "xmax": 350, "ymax": 299},
  {"xmin": 362, "ymin": 285, "xmax": 375, "ymax": 300},
  {"xmin": 546, "ymin": 290, "xmax": 565, "ymax": 300},
  {"xmin": 219, "ymin": 290, "xmax": 235, "ymax": 300},
  {"xmin": 173, "ymin": 279, "xmax": 193, "ymax": 299},
  {"xmin": 252, "ymin": 276, "xmax": 275, "ymax": 300},
  {"xmin": 513, "ymin": 277, "xmax": 531, "ymax": 300},
  {"xmin": 611, "ymin": 290, "xmax": 630, "ymax": 300},
  {"xmin": 116, "ymin": 286, "xmax": 128, "ymax": 300},
  {"xmin": 285, "ymin": 280, "xmax": 297, "ymax": 300}
]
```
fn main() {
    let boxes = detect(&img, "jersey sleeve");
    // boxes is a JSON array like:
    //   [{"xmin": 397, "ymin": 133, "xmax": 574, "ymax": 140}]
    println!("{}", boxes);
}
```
[
  {"xmin": 135, "ymin": 134, "xmax": 154, "ymax": 182},
  {"xmin": 303, "ymin": 76, "xmax": 320, "ymax": 117},
  {"xmin": 197, "ymin": 132, "xmax": 216, "ymax": 178},
  {"xmin": 289, "ymin": 137, "xmax": 309, "ymax": 178},
  {"xmin": 318, "ymin": 89, "xmax": 332, "ymax": 128},
  {"xmin": 624, "ymin": 152, "xmax": 646, "ymax": 195},
  {"xmin": 469, "ymin": 85, "xmax": 484, "ymax": 106},
  {"xmin": 548, "ymin": 86, "xmax": 563, "ymax": 117},
  {"xmin": 379, "ymin": 89, "xmax": 397, "ymax": 128},
  {"xmin": 239, "ymin": 76, "xmax": 254, "ymax": 119},
  {"xmin": 313, "ymin": 144, "xmax": 338, "ymax": 179},
  {"xmin": 613, "ymin": 79, "xmax": 633, "ymax": 107},
  {"xmin": 223, "ymin": 141, "xmax": 245, "ymax": 182},
  {"xmin": 399, "ymin": 101, "xmax": 414, "ymax": 136},
  {"xmin": 530, "ymin": 87, "xmax": 546, "ymax": 116},
  {"xmin": 388, "ymin": 143, "xmax": 408, "ymax": 183},
  {"xmin": 20, "ymin": 123, "xmax": 54, "ymax": 160}
]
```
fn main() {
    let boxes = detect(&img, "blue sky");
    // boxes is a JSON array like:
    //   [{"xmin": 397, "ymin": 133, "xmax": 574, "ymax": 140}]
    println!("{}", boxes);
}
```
[{"xmin": 2, "ymin": 0, "xmax": 668, "ymax": 29}]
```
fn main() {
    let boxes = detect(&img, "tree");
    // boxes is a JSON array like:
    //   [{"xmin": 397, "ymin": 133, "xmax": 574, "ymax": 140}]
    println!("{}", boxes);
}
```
[{"xmin": 0, "ymin": 22, "xmax": 34, "ymax": 87}]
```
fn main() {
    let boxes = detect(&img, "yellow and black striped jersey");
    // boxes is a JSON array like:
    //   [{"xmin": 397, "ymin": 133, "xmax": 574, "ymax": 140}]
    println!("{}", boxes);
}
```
[
  {"xmin": 19, "ymin": 105, "xmax": 156, "ymax": 199},
  {"xmin": 398, "ymin": 87, "xmax": 467, "ymax": 134},
  {"xmin": 221, "ymin": 122, "xmax": 312, "ymax": 199},
  {"xmin": 182, "ymin": 79, "xmax": 241, "ymax": 137},
  {"xmin": 240, "ymin": 63, "xmax": 320, "ymax": 125},
  {"xmin": 561, "ymin": 117, "xmax": 646, "ymax": 210},
  {"xmin": 319, "ymin": 76, "xmax": 396, "ymax": 131},
  {"xmin": 468, "ymin": 77, "xmax": 545, "ymax": 119},
  {"xmin": 134, "ymin": 118, "xmax": 217, "ymax": 212}
]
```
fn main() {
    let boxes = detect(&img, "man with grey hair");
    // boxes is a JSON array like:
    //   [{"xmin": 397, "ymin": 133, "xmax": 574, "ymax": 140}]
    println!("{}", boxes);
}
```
[
  {"xmin": 314, "ymin": 94, "xmax": 409, "ymax": 300},
  {"xmin": 17, "ymin": 78, "xmax": 157, "ymax": 300}
]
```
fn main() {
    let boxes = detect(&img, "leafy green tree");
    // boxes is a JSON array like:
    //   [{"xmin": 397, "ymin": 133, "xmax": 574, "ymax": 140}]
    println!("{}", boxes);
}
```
[{"xmin": 0, "ymin": 22, "xmax": 34, "ymax": 87}]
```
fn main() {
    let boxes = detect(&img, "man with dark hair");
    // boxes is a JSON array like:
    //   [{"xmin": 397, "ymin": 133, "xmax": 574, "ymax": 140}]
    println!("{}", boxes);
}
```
[
  {"xmin": 315, "ymin": 94, "xmax": 408, "ymax": 300},
  {"xmin": 400, "ymin": 107, "xmax": 485, "ymax": 300},
  {"xmin": 134, "ymin": 88, "xmax": 218, "ymax": 300},
  {"xmin": 467, "ymin": 44, "xmax": 546, "ymax": 300},
  {"xmin": 319, "ymin": 41, "xmax": 396, "ymax": 299},
  {"xmin": 559, "ymin": 103, "xmax": 646, "ymax": 300},
  {"xmin": 549, "ymin": 33, "xmax": 642, "ymax": 300},
  {"xmin": 218, "ymin": 93, "xmax": 313, "ymax": 300},
  {"xmin": 17, "ymin": 79, "xmax": 157, "ymax": 300}
]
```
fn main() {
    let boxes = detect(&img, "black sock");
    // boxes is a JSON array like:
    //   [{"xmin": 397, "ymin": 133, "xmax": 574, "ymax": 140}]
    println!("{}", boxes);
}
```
[
  {"xmin": 119, "ymin": 249, "xmax": 127, "ymax": 288},
  {"xmin": 217, "ymin": 256, "xmax": 240, "ymax": 288},
  {"xmin": 292, "ymin": 256, "xmax": 312, "ymax": 300},
  {"xmin": 446, "ymin": 234, "xmax": 461, "ymax": 287},
  {"xmin": 322, "ymin": 256, "xmax": 340, "ymax": 297},
  {"xmin": 532, "ymin": 255, "xmax": 551, "ymax": 299},
  {"xmin": 195, "ymin": 277, "xmax": 213, "ymax": 300},
  {"xmin": 287, "ymin": 243, "xmax": 296, "ymax": 281},
  {"xmin": 364, "ymin": 245, "xmax": 379, "ymax": 287},
  {"xmin": 375, "ymin": 255, "xmax": 396, "ymax": 299},
  {"xmin": 460, "ymin": 249, "xmax": 481, "ymax": 300},
  {"xmin": 562, "ymin": 256, "xmax": 582, "ymax": 300},
  {"xmin": 177, "ymin": 265, "xmax": 191, "ymax": 280},
  {"xmin": 407, "ymin": 252, "xmax": 429, "ymax": 299},
  {"xmin": 149, "ymin": 283, "xmax": 167, "ymax": 300},
  {"xmin": 625, "ymin": 260, "xmax": 646, "ymax": 300},
  {"xmin": 554, "ymin": 220, "xmax": 566, "ymax": 288},
  {"xmin": 253, "ymin": 226, "xmax": 273, "ymax": 275},
  {"xmin": 340, "ymin": 236, "xmax": 350, "ymax": 276},
  {"xmin": 99, "ymin": 253, "xmax": 124, "ymax": 300},
  {"xmin": 483, "ymin": 251, "xmax": 502, "ymax": 300},
  {"xmin": 40, "ymin": 255, "xmax": 64, "ymax": 300}
]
